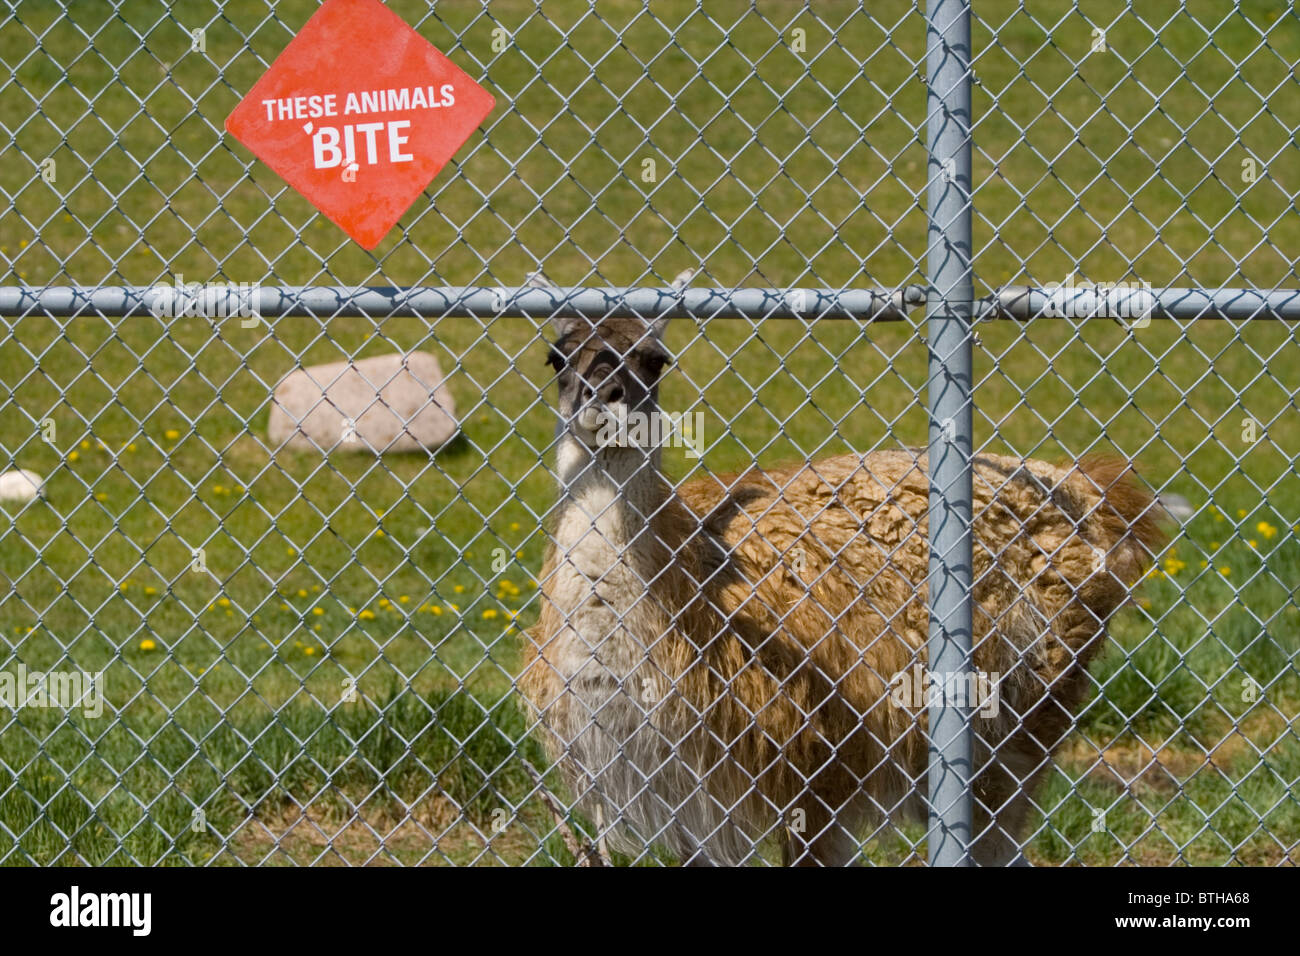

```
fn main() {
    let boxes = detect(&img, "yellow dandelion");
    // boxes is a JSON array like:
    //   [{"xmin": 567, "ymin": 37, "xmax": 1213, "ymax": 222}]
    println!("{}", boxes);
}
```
[
  {"xmin": 287, "ymin": 547, "xmax": 297, "ymax": 556},
  {"xmin": 1257, "ymin": 521, "xmax": 1277, "ymax": 539},
  {"xmin": 399, "ymin": 595, "xmax": 410, "ymax": 604},
  {"xmin": 218, "ymin": 597, "xmax": 230, "ymax": 607},
  {"xmin": 68, "ymin": 450, "xmax": 79, "ymax": 462},
  {"xmin": 94, "ymin": 493, "xmax": 107, "ymax": 502},
  {"xmin": 297, "ymin": 589, "xmax": 308, "ymax": 598},
  {"xmin": 1237, "ymin": 509, "xmax": 1247, "ymax": 518},
  {"xmin": 140, "ymin": 639, "xmax": 156, "ymax": 651},
  {"xmin": 482, "ymin": 609, "xmax": 498, "ymax": 619},
  {"xmin": 1219, "ymin": 567, "xmax": 1231, "ymax": 576},
  {"xmin": 454, "ymin": 585, "xmax": 465, "ymax": 593},
  {"xmin": 304, "ymin": 646, "xmax": 316, "ymax": 656},
  {"xmin": 359, "ymin": 609, "xmax": 376, "ymax": 620},
  {"xmin": 1248, "ymin": 540, "xmax": 1257, "ymax": 549},
  {"xmin": 144, "ymin": 586, "xmax": 158, "ymax": 596},
  {"xmin": 313, "ymin": 624, "xmax": 321, "ymax": 632},
  {"xmin": 127, "ymin": 443, "xmax": 137, "ymax": 452},
  {"xmin": 79, "ymin": 440, "xmax": 89, "ymax": 449},
  {"xmin": 164, "ymin": 429, "xmax": 180, "ymax": 441},
  {"xmin": 312, "ymin": 607, "xmax": 324, "ymax": 616},
  {"xmin": 510, "ymin": 522, "xmax": 520, "ymax": 531},
  {"xmin": 431, "ymin": 606, "xmax": 442, "ymax": 616},
  {"xmin": 279, "ymin": 602, "xmax": 289, "ymax": 611}
]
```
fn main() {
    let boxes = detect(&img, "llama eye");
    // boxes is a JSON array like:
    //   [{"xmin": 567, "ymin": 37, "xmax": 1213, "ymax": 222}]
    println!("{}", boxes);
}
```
[
  {"xmin": 545, "ymin": 348, "xmax": 565, "ymax": 373},
  {"xmin": 641, "ymin": 353, "xmax": 668, "ymax": 382}
]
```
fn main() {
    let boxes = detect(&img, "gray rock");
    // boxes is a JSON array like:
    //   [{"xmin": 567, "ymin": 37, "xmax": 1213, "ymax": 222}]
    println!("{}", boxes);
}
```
[{"xmin": 268, "ymin": 352, "xmax": 457, "ymax": 453}]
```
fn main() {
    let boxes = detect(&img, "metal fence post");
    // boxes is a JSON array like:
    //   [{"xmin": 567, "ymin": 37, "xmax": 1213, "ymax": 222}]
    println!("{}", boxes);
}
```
[{"xmin": 923, "ymin": 0, "xmax": 975, "ymax": 867}]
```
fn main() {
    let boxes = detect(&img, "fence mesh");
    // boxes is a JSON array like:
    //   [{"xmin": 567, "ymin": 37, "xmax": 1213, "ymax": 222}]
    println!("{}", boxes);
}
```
[{"xmin": 1, "ymin": 0, "xmax": 1297, "ymax": 865}]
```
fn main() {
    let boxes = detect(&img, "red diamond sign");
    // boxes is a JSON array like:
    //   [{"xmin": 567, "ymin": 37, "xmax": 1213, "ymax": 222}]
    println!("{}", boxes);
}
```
[{"xmin": 225, "ymin": 0, "xmax": 495, "ymax": 249}]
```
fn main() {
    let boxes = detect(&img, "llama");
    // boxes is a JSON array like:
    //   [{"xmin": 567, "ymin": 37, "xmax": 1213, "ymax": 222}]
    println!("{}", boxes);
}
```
[{"xmin": 519, "ymin": 315, "xmax": 1164, "ymax": 866}]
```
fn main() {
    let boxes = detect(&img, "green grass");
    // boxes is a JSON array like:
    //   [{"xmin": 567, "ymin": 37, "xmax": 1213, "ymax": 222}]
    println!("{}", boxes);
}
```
[{"xmin": 1, "ymin": 0, "xmax": 1299, "ymax": 864}]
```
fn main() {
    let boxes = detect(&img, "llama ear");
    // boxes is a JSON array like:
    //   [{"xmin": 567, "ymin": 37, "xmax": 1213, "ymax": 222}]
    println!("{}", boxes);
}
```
[
  {"xmin": 548, "ymin": 315, "xmax": 574, "ymax": 338},
  {"xmin": 526, "ymin": 270, "xmax": 558, "ymax": 291},
  {"xmin": 649, "ymin": 316, "xmax": 671, "ymax": 339}
]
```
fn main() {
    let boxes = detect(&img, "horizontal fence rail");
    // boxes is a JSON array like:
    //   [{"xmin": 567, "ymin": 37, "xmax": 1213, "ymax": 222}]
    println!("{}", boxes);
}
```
[
  {"xmin": 5, "ymin": 286, "xmax": 1299, "ymax": 322},
  {"xmin": 0, "ymin": 285, "xmax": 920, "ymax": 321},
  {"xmin": 986, "ymin": 287, "xmax": 1300, "ymax": 323}
]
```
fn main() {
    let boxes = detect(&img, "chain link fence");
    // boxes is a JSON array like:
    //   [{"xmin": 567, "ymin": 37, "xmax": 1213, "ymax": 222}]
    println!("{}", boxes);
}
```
[{"xmin": 1, "ymin": 0, "xmax": 1297, "ymax": 865}]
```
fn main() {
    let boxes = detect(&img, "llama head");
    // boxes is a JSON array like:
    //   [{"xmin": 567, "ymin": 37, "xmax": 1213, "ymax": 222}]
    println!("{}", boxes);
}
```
[{"xmin": 544, "ymin": 316, "xmax": 672, "ymax": 452}]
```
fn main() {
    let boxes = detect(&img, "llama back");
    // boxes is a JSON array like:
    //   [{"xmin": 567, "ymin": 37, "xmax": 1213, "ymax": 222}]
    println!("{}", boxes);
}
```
[{"xmin": 672, "ymin": 449, "xmax": 1163, "ymax": 802}]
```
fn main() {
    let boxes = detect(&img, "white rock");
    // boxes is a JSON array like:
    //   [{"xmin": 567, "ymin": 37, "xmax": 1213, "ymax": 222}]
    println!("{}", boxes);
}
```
[
  {"xmin": 0, "ymin": 469, "xmax": 45, "ymax": 503},
  {"xmin": 268, "ymin": 352, "xmax": 457, "ymax": 454},
  {"xmin": 1157, "ymin": 492, "xmax": 1194, "ymax": 524}
]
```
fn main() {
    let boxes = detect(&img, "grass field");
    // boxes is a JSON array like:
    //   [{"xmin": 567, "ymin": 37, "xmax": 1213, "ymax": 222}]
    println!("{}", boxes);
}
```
[{"xmin": 1, "ymin": 0, "xmax": 1298, "ymax": 864}]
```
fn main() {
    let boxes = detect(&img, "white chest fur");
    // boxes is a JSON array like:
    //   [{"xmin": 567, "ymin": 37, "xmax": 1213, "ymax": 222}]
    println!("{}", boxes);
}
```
[{"xmin": 539, "ymin": 439, "xmax": 756, "ymax": 864}]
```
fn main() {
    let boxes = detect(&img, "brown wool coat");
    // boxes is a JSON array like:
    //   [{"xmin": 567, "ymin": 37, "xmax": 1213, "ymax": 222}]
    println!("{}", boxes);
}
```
[{"xmin": 522, "ymin": 446, "xmax": 1163, "ymax": 864}]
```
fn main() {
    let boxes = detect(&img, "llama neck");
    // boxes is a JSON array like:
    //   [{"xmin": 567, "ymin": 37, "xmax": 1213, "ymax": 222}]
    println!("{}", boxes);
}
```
[
  {"xmin": 552, "ymin": 434, "xmax": 669, "ymax": 555},
  {"xmin": 548, "ymin": 432, "xmax": 709, "ymax": 634}
]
